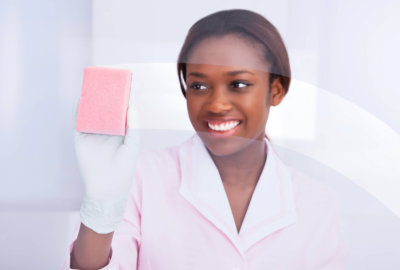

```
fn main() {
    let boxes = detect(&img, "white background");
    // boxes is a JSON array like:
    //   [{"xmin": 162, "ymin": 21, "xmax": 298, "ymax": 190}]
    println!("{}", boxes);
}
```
[{"xmin": 0, "ymin": 0, "xmax": 399, "ymax": 269}]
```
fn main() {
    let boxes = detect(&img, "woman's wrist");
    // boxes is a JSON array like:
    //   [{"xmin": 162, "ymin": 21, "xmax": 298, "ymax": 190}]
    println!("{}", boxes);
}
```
[{"xmin": 70, "ymin": 223, "xmax": 114, "ymax": 269}]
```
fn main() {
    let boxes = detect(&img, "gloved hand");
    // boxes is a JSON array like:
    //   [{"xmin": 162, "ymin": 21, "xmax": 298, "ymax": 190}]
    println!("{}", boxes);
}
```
[{"xmin": 74, "ymin": 106, "xmax": 141, "ymax": 234}]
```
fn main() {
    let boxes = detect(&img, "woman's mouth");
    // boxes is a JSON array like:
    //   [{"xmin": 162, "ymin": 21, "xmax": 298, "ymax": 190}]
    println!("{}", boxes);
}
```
[
  {"xmin": 207, "ymin": 120, "xmax": 240, "ymax": 131},
  {"xmin": 204, "ymin": 120, "xmax": 241, "ymax": 137}
]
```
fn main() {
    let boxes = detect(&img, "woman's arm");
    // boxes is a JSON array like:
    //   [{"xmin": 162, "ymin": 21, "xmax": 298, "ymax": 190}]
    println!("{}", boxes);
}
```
[{"xmin": 70, "ymin": 223, "xmax": 114, "ymax": 270}]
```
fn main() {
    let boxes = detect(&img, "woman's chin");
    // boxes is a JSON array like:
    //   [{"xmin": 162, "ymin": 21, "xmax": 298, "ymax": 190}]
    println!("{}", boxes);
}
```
[{"xmin": 196, "ymin": 131, "xmax": 256, "ymax": 157}]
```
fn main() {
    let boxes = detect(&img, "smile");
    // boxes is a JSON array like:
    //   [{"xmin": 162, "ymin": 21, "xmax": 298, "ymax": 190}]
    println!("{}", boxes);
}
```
[
  {"xmin": 207, "ymin": 120, "xmax": 240, "ymax": 131},
  {"xmin": 203, "ymin": 119, "xmax": 242, "ymax": 138}
]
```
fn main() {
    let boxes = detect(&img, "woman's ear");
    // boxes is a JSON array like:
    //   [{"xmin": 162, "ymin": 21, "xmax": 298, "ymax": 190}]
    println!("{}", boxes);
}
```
[{"xmin": 270, "ymin": 77, "xmax": 285, "ymax": 106}]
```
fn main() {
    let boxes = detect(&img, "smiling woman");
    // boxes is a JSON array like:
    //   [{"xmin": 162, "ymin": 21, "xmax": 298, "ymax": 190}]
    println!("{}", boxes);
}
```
[
  {"xmin": 182, "ymin": 34, "xmax": 287, "ymax": 233},
  {"xmin": 65, "ymin": 9, "xmax": 348, "ymax": 270},
  {"xmin": 184, "ymin": 35, "xmax": 283, "ymax": 153}
]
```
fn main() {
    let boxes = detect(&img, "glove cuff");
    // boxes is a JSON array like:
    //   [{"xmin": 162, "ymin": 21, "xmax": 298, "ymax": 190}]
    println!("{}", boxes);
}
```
[{"xmin": 80, "ymin": 196, "xmax": 128, "ymax": 234}]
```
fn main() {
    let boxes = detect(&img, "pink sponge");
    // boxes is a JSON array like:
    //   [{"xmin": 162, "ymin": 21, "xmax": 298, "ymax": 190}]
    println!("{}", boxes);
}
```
[{"xmin": 76, "ymin": 66, "xmax": 132, "ymax": 136}]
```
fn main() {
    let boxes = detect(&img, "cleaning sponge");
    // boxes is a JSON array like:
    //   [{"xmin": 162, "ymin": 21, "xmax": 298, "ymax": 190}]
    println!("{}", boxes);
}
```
[{"xmin": 76, "ymin": 66, "xmax": 132, "ymax": 136}]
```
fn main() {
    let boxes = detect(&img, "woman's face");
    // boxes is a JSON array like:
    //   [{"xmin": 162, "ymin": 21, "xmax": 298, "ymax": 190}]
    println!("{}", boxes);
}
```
[{"xmin": 185, "ymin": 34, "xmax": 284, "ymax": 157}]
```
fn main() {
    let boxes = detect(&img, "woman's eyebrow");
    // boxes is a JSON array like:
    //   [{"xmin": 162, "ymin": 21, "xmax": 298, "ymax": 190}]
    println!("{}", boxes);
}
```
[
  {"xmin": 187, "ymin": 70, "xmax": 254, "ymax": 78},
  {"xmin": 187, "ymin": 72, "xmax": 207, "ymax": 78},
  {"xmin": 225, "ymin": 70, "xmax": 255, "ymax": 76}
]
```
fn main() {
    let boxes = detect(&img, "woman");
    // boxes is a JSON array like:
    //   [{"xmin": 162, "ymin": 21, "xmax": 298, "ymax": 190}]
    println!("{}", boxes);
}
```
[{"xmin": 65, "ymin": 9, "xmax": 347, "ymax": 270}]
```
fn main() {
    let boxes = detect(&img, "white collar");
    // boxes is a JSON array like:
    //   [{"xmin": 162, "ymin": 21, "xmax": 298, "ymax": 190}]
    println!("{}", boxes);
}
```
[{"xmin": 178, "ymin": 134, "xmax": 297, "ymax": 256}]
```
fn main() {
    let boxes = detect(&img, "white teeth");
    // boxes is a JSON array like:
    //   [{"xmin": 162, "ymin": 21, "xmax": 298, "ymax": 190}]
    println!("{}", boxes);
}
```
[{"xmin": 208, "ymin": 121, "xmax": 240, "ymax": 131}]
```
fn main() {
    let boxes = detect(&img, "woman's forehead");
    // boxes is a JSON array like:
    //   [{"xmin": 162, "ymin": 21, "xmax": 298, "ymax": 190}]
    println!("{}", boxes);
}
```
[
  {"xmin": 185, "ymin": 64, "xmax": 268, "ymax": 80},
  {"xmin": 186, "ymin": 34, "xmax": 271, "ymax": 73}
]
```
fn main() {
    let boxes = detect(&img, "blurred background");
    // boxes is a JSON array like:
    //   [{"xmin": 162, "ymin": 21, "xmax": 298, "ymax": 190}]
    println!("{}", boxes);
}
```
[{"xmin": 0, "ymin": 0, "xmax": 399, "ymax": 269}]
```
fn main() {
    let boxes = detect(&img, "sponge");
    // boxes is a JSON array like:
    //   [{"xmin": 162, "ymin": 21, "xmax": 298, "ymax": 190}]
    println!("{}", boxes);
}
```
[{"xmin": 76, "ymin": 66, "xmax": 132, "ymax": 136}]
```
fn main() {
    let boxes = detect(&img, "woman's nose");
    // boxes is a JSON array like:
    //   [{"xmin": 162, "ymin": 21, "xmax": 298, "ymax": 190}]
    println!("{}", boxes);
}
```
[{"xmin": 206, "ymin": 88, "xmax": 232, "ymax": 114}]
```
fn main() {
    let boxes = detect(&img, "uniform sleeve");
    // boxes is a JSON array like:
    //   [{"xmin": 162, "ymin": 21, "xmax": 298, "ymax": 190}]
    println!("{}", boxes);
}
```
[
  {"xmin": 305, "ymin": 189, "xmax": 349, "ymax": 270},
  {"xmin": 61, "ymin": 168, "xmax": 143, "ymax": 270}
]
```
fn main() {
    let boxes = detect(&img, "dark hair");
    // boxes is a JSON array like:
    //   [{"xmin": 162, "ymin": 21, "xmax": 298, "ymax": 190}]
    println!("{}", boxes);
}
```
[{"xmin": 177, "ymin": 9, "xmax": 291, "ymax": 98}]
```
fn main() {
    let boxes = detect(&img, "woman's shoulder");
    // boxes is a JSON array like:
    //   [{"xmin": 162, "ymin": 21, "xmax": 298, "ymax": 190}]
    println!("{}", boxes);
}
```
[
  {"xmin": 267, "ymin": 141, "xmax": 339, "ymax": 207},
  {"xmin": 286, "ymin": 165, "xmax": 341, "ymax": 217},
  {"xmin": 136, "ymin": 146, "xmax": 180, "ymax": 172},
  {"xmin": 134, "ymin": 135, "xmax": 194, "ymax": 176},
  {"xmin": 291, "ymin": 168, "xmax": 337, "ymax": 198}
]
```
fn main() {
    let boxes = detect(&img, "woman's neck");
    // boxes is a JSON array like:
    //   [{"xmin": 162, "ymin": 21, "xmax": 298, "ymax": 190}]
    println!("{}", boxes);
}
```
[{"xmin": 208, "ymin": 138, "xmax": 267, "ymax": 188}]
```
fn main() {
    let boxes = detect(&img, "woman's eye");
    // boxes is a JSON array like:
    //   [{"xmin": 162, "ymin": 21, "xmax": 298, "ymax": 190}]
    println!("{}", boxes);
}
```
[
  {"xmin": 189, "ymin": 83, "xmax": 207, "ymax": 91},
  {"xmin": 231, "ymin": 81, "xmax": 251, "ymax": 89}
]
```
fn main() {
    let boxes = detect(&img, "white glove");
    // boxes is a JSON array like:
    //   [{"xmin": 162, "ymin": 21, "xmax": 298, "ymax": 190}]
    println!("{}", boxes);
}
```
[{"xmin": 74, "ymin": 106, "xmax": 141, "ymax": 234}]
